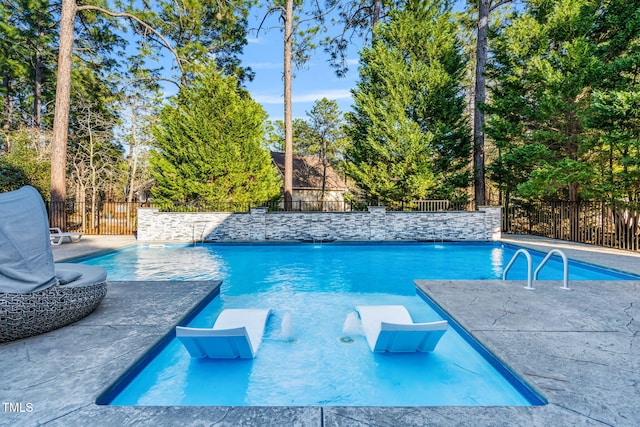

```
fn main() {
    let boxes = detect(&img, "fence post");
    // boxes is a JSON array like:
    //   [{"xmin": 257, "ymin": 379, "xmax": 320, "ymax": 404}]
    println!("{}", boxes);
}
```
[
  {"xmin": 97, "ymin": 201, "xmax": 101, "ymax": 235},
  {"xmin": 599, "ymin": 200, "xmax": 604, "ymax": 247}
]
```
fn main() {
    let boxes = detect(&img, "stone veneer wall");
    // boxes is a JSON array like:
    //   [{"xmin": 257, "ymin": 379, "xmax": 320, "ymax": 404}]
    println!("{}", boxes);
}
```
[{"xmin": 137, "ymin": 206, "xmax": 501, "ymax": 242}]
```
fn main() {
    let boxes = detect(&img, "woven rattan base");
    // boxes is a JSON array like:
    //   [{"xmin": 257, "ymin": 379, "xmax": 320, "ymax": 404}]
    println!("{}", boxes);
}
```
[{"xmin": 0, "ymin": 281, "xmax": 107, "ymax": 343}]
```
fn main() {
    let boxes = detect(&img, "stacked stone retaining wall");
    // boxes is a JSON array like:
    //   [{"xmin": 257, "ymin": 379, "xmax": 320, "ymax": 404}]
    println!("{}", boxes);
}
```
[{"xmin": 136, "ymin": 206, "xmax": 501, "ymax": 242}]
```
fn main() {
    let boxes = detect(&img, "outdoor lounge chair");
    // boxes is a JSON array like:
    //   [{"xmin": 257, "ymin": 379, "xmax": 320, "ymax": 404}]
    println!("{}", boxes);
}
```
[
  {"xmin": 176, "ymin": 308, "xmax": 272, "ymax": 359},
  {"xmin": 49, "ymin": 227, "xmax": 83, "ymax": 245},
  {"xmin": 0, "ymin": 186, "xmax": 107, "ymax": 342},
  {"xmin": 355, "ymin": 305, "xmax": 448, "ymax": 353}
]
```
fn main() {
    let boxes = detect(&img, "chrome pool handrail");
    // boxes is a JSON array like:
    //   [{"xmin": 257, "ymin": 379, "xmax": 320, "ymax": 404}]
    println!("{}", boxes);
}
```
[
  {"xmin": 503, "ymin": 248, "xmax": 534, "ymax": 290},
  {"xmin": 534, "ymin": 249, "xmax": 570, "ymax": 290}
]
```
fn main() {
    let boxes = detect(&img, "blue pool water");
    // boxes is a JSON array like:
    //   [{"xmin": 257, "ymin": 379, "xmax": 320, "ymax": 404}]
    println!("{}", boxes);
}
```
[
  {"xmin": 91, "ymin": 243, "xmax": 634, "ymax": 407},
  {"xmin": 83, "ymin": 242, "xmax": 637, "ymax": 285}
]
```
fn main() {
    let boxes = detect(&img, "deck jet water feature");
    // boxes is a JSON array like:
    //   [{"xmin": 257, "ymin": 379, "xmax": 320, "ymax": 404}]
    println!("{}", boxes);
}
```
[
  {"xmin": 278, "ymin": 313, "xmax": 295, "ymax": 342},
  {"xmin": 340, "ymin": 312, "xmax": 363, "ymax": 343}
]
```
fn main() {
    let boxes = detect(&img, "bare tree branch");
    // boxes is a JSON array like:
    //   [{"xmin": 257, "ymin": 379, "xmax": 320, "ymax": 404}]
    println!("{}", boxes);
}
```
[
  {"xmin": 76, "ymin": 4, "xmax": 184, "ymax": 79},
  {"xmin": 254, "ymin": 6, "xmax": 284, "ymax": 36},
  {"xmin": 490, "ymin": 0, "xmax": 512, "ymax": 12}
]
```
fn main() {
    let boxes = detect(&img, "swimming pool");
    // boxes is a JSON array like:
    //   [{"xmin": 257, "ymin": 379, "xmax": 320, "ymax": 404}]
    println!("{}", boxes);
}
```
[
  {"xmin": 92, "ymin": 243, "xmax": 634, "ymax": 407},
  {"xmin": 82, "ymin": 242, "xmax": 638, "ymax": 285}
]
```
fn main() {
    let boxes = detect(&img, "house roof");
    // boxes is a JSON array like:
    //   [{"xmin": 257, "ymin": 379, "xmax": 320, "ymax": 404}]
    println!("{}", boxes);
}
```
[{"xmin": 270, "ymin": 152, "xmax": 348, "ymax": 191}]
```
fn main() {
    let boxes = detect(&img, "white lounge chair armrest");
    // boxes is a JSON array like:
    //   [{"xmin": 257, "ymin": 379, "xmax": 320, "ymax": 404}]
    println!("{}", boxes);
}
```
[
  {"xmin": 380, "ymin": 320, "xmax": 448, "ymax": 332},
  {"xmin": 176, "ymin": 326, "xmax": 249, "ymax": 337}
]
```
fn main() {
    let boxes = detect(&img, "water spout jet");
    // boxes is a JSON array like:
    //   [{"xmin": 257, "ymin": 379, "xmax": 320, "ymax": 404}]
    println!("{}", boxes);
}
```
[
  {"xmin": 342, "ymin": 312, "xmax": 363, "ymax": 336},
  {"xmin": 279, "ymin": 313, "xmax": 295, "ymax": 342}
]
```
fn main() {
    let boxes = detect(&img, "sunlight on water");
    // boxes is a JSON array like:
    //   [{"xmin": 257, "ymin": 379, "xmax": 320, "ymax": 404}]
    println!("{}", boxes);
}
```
[{"xmin": 491, "ymin": 247, "xmax": 504, "ymax": 278}]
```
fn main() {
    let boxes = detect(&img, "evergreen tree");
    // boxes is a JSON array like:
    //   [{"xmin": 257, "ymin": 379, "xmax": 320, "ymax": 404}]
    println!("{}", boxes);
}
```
[
  {"xmin": 324, "ymin": 0, "xmax": 393, "ymax": 77},
  {"xmin": 0, "ymin": 131, "xmax": 50, "ymax": 195},
  {"xmin": 258, "ymin": 0, "xmax": 330, "ymax": 209},
  {"xmin": 345, "ymin": 0, "xmax": 470, "ymax": 204},
  {"xmin": 1, "ymin": 0, "xmax": 57, "ymax": 141},
  {"xmin": 465, "ymin": 0, "xmax": 512, "ymax": 206},
  {"xmin": 486, "ymin": 0, "xmax": 640, "ymax": 202},
  {"xmin": 150, "ymin": 67, "xmax": 281, "ymax": 205},
  {"xmin": 264, "ymin": 118, "xmax": 315, "ymax": 154},
  {"xmin": 303, "ymin": 98, "xmax": 346, "ymax": 163},
  {"xmin": 304, "ymin": 98, "xmax": 348, "ymax": 195},
  {"xmin": 587, "ymin": 89, "xmax": 640, "ymax": 201},
  {"xmin": 585, "ymin": 0, "xmax": 640, "ymax": 201},
  {"xmin": 132, "ymin": 0, "xmax": 254, "ymax": 84},
  {"xmin": 49, "ymin": 0, "xmax": 252, "ymax": 206},
  {"xmin": 265, "ymin": 98, "xmax": 347, "ymax": 165}
]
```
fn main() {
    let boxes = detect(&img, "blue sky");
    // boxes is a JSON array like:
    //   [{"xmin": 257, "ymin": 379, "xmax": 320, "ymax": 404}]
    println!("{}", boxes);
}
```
[
  {"xmin": 241, "ymin": 0, "xmax": 471, "ymax": 121},
  {"xmin": 147, "ymin": 1, "xmax": 472, "ymax": 122},
  {"xmin": 242, "ymin": 12, "xmax": 361, "ymax": 121}
]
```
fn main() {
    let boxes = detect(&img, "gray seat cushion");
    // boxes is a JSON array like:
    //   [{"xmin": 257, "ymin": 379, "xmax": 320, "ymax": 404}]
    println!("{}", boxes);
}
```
[
  {"xmin": 55, "ymin": 263, "xmax": 108, "ymax": 287},
  {"xmin": 0, "ymin": 186, "xmax": 57, "ymax": 293}
]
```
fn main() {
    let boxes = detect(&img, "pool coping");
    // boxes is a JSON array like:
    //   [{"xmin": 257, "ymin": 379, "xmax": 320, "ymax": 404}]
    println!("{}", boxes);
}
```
[{"xmin": 1, "ymin": 235, "xmax": 639, "ymax": 425}]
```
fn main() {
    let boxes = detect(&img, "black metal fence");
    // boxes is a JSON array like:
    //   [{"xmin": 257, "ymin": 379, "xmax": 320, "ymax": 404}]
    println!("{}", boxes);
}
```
[
  {"xmin": 503, "ymin": 200, "xmax": 640, "ymax": 251},
  {"xmin": 48, "ymin": 201, "xmax": 151, "ymax": 235},
  {"xmin": 385, "ymin": 199, "xmax": 475, "ymax": 212},
  {"xmin": 261, "ymin": 199, "xmax": 475, "ymax": 212},
  {"xmin": 263, "ymin": 199, "xmax": 369, "ymax": 212},
  {"xmin": 48, "ymin": 197, "xmax": 640, "ymax": 251},
  {"xmin": 48, "ymin": 199, "xmax": 475, "ymax": 235},
  {"xmin": 151, "ymin": 199, "xmax": 474, "ymax": 213}
]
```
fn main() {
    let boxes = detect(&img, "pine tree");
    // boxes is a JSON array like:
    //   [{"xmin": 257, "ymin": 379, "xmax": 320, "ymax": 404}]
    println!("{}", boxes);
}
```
[
  {"xmin": 150, "ymin": 68, "xmax": 281, "ymax": 206},
  {"xmin": 258, "ymin": 0, "xmax": 327, "ymax": 209},
  {"xmin": 486, "ymin": 0, "xmax": 640, "ymax": 202},
  {"xmin": 585, "ymin": 0, "xmax": 640, "ymax": 201},
  {"xmin": 345, "ymin": 0, "xmax": 470, "ymax": 204}
]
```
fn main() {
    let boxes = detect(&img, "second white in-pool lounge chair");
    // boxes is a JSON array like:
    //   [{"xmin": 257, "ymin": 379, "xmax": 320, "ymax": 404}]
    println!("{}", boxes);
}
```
[
  {"xmin": 176, "ymin": 308, "xmax": 271, "ymax": 359},
  {"xmin": 356, "ymin": 305, "xmax": 448, "ymax": 353}
]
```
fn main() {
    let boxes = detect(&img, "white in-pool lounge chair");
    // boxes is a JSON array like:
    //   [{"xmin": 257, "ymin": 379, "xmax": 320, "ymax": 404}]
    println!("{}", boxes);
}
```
[
  {"xmin": 49, "ymin": 227, "xmax": 83, "ymax": 245},
  {"xmin": 356, "ymin": 305, "xmax": 448, "ymax": 353},
  {"xmin": 176, "ymin": 308, "xmax": 272, "ymax": 359}
]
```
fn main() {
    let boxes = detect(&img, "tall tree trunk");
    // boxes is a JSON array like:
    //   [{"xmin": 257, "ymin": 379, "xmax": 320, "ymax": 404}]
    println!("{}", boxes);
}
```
[
  {"xmin": 372, "ymin": 0, "xmax": 382, "ymax": 26},
  {"xmin": 321, "ymin": 137, "xmax": 327, "ymax": 203},
  {"xmin": 126, "ymin": 99, "xmax": 139, "ymax": 206},
  {"xmin": 51, "ymin": 0, "xmax": 76, "ymax": 220},
  {"xmin": 2, "ymin": 70, "xmax": 12, "ymax": 152},
  {"xmin": 34, "ymin": 53, "xmax": 42, "ymax": 130},
  {"xmin": 283, "ymin": 0, "xmax": 294, "ymax": 211},
  {"xmin": 126, "ymin": 101, "xmax": 139, "ymax": 229},
  {"xmin": 33, "ymin": 24, "xmax": 44, "ymax": 134},
  {"xmin": 473, "ymin": 0, "xmax": 489, "ymax": 207}
]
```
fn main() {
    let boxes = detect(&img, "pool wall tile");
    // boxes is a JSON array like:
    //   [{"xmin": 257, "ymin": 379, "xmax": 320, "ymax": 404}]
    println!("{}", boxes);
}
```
[{"xmin": 136, "ymin": 206, "xmax": 502, "ymax": 243}]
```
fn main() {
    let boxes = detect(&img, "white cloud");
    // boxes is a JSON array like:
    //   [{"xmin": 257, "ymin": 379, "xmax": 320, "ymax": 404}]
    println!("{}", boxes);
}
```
[
  {"xmin": 293, "ymin": 89, "xmax": 352, "ymax": 103},
  {"xmin": 248, "ymin": 61, "xmax": 282, "ymax": 70},
  {"xmin": 254, "ymin": 89, "xmax": 352, "ymax": 105},
  {"xmin": 253, "ymin": 94, "xmax": 284, "ymax": 104}
]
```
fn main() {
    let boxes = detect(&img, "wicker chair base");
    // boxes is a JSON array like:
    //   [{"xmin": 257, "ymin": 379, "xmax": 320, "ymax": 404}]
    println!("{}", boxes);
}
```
[{"xmin": 0, "ymin": 281, "xmax": 107, "ymax": 343}]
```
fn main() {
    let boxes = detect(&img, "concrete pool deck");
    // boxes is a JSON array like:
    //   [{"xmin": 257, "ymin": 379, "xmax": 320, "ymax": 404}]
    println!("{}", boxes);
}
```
[{"xmin": 0, "ymin": 235, "xmax": 638, "ymax": 426}]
